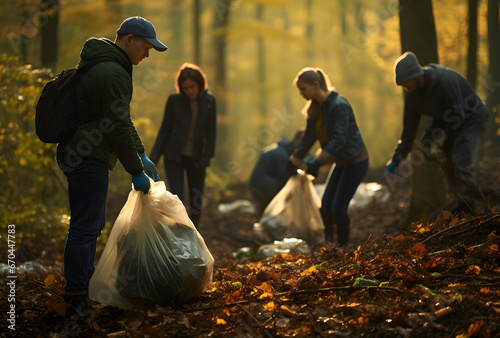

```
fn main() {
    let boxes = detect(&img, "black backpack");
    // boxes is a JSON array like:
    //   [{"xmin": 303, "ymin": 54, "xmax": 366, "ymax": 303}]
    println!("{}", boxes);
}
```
[{"xmin": 35, "ymin": 58, "xmax": 112, "ymax": 143}]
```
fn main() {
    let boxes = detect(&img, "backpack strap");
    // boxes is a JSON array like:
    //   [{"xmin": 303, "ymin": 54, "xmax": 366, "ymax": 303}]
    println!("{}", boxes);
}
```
[{"xmin": 77, "ymin": 58, "xmax": 115, "ymax": 74}]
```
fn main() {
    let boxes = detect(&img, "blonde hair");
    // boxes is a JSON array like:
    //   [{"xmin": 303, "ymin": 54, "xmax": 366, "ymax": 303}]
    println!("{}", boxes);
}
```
[{"xmin": 294, "ymin": 67, "xmax": 334, "ymax": 118}]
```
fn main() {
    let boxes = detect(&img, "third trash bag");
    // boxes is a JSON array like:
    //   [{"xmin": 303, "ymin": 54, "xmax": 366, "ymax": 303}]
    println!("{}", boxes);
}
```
[
  {"xmin": 89, "ymin": 179, "xmax": 214, "ymax": 309},
  {"xmin": 253, "ymin": 170, "xmax": 325, "ymax": 247}
]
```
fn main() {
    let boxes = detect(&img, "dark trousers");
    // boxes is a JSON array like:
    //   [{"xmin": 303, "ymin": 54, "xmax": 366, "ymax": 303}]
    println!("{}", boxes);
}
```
[
  {"xmin": 321, "ymin": 158, "xmax": 368, "ymax": 244},
  {"xmin": 164, "ymin": 156, "xmax": 206, "ymax": 227},
  {"xmin": 57, "ymin": 157, "xmax": 108, "ymax": 296},
  {"xmin": 441, "ymin": 126, "xmax": 483, "ymax": 212}
]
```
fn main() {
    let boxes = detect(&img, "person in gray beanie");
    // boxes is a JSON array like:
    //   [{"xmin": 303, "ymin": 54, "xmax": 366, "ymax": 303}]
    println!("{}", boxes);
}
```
[
  {"xmin": 386, "ymin": 51, "xmax": 488, "ymax": 214},
  {"xmin": 394, "ymin": 52, "xmax": 424, "ymax": 85}
]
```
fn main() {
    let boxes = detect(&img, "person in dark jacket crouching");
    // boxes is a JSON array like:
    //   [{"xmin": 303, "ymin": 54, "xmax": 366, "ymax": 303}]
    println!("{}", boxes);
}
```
[
  {"xmin": 289, "ymin": 67, "xmax": 369, "ymax": 246},
  {"xmin": 249, "ymin": 131, "xmax": 304, "ymax": 216},
  {"xmin": 386, "ymin": 52, "xmax": 488, "ymax": 214},
  {"xmin": 56, "ymin": 16, "xmax": 167, "ymax": 314},
  {"xmin": 150, "ymin": 63, "xmax": 216, "ymax": 228}
]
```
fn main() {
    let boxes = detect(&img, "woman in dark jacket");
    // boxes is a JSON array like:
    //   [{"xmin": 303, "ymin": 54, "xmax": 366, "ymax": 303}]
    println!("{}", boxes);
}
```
[
  {"xmin": 150, "ymin": 63, "xmax": 216, "ymax": 228},
  {"xmin": 289, "ymin": 67, "xmax": 368, "ymax": 246}
]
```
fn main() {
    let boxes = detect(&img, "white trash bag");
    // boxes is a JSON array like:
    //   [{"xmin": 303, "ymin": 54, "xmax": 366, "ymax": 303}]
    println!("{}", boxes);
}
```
[
  {"xmin": 89, "ymin": 179, "xmax": 214, "ymax": 309},
  {"xmin": 253, "ymin": 170, "xmax": 324, "ymax": 247}
]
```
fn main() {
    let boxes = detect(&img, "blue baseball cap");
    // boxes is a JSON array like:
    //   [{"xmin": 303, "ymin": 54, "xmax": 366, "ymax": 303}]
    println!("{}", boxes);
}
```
[{"xmin": 117, "ymin": 16, "xmax": 168, "ymax": 52}]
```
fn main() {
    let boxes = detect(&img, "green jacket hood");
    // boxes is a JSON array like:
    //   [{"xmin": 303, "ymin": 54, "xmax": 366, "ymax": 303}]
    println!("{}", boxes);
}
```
[
  {"xmin": 79, "ymin": 38, "xmax": 132, "ymax": 76},
  {"xmin": 57, "ymin": 37, "xmax": 145, "ymax": 175}
]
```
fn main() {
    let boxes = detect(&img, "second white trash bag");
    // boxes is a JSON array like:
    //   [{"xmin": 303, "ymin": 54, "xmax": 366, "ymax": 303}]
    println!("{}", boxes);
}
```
[
  {"xmin": 89, "ymin": 179, "xmax": 214, "ymax": 309},
  {"xmin": 253, "ymin": 170, "xmax": 325, "ymax": 247}
]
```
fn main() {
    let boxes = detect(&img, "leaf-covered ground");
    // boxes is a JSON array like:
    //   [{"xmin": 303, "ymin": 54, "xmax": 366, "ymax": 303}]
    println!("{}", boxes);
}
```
[{"xmin": 1, "ymin": 155, "xmax": 500, "ymax": 337}]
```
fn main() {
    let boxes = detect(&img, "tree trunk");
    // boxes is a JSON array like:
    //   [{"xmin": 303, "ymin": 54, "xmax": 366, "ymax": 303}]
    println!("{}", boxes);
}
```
[
  {"xmin": 399, "ymin": 0, "xmax": 448, "ymax": 224},
  {"xmin": 171, "ymin": 0, "xmax": 184, "ymax": 59},
  {"xmin": 486, "ymin": 0, "xmax": 500, "ymax": 145},
  {"xmin": 256, "ymin": 4, "xmax": 267, "ymax": 151},
  {"xmin": 467, "ymin": 0, "xmax": 478, "ymax": 89},
  {"xmin": 194, "ymin": 0, "xmax": 201, "ymax": 65},
  {"xmin": 306, "ymin": 0, "xmax": 313, "ymax": 60},
  {"xmin": 213, "ymin": 0, "xmax": 232, "ymax": 166},
  {"xmin": 340, "ymin": 1, "xmax": 347, "ymax": 37},
  {"xmin": 40, "ymin": 0, "xmax": 59, "ymax": 70}
]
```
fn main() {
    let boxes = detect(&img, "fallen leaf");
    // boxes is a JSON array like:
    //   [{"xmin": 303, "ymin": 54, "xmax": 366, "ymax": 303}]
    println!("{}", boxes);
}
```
[
  {"xmin": 467, "ymin": 320, "xmax": 491, "ymax": 336},
  {"xmin": 487, "ymin": 243, "xmax": 500, "ymax": 258},
  {"xmin": 301, "ymin": 265, "xmax": 317, "ymax": 276},
  {"xmin": 280, "ymin": 305, "xmax": 296, "ymax": 317},
  {"xmin": 407, "ymin": 243, "xmax": 426, "ymax": 259},
  {"xmin": 215, "ymin": 317, "xmax": 227, "ymax": 325},
  {"xmin": 423, "ymin": 258, "xmax": 437, "ymax": 269},
  {"xmin": 44, "ymin": 274, "xmax": 57, "ymax": 288},
  {"xmin": 258, "ymin": 282, "xmax": 274, "ymax": 293},
  {"xmin": 258, "ymin": 292, "xmax": 273, "ymax": 300},
  {"xmin": 263, "ymin": 301, "xmax": 275, "ymax": 311},
  {"xmin": 466, "ymin": 265, "xmax": 481, "ymax": 275}
]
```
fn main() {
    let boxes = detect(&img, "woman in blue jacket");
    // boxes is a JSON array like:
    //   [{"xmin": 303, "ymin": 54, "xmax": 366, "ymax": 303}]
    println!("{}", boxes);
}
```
[
  {"xmin": 289, "ymin": 67, "xmax": 368, "ymax": 246},
  {"xmin": 150, "ymin": 63, "xmax": 216, "ymax": 228}
]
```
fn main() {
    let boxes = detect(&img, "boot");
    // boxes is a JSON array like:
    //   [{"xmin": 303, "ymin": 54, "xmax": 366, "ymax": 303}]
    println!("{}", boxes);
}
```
[
  {"xmin": 320, "ymin": 209, "xmax": 334, "ymax": 242},
  {"xmin": 334, "ymin": 212, "xmax": 350, "ymax": 246}
]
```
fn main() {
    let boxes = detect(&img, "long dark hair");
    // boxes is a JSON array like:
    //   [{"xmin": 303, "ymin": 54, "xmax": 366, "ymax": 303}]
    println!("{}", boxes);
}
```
[{"xmin": 175, "ymin": 63, "xmax": 208, "ymax": 96}]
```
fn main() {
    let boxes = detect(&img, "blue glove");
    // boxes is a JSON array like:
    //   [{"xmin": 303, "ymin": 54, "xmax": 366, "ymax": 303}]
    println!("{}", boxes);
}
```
[
  {"xmin": 306, "ymin": 158, "xmax": 323, "ymax": 177},
  {"xmin": 199, "ymin": 156, "xmax": 210, "ymax": 168},
  {"xmin": 132, "ymin": 172, "xmax": 150, "ymax": 193},
  {"xmin": 386, "ymin": 161, "xmax": 397, "ymax": 175},
  {"xmin": 140, "ymin": 153, "xmax": 160, "ymax": 182}
]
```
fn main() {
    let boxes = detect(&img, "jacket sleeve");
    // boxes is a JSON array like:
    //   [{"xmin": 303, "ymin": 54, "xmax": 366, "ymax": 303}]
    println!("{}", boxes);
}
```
[
  {"xmin": 203, "ymin": 95, "xmax": 217, "ymax": 158},
  {"xmin": 131, "ymin": 123, "xmax": 145, "ymax": 155},
  {"xmin": 392, "ymin": 98, "xmax": 421, "ymax": 167},
  {"xmin": 150, "ymin": 95, "xmax": 174, "ymax": 164},
  {"xmin": 100, "ymin": 70, "xmax": 143, "ymax": 175},
  {"xmin": 293, "ymin": 118, "xmax": 317, "ymax": 159}
]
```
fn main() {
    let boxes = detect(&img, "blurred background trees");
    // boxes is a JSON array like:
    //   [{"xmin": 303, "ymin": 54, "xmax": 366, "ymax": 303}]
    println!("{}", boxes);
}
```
[{"xmin": 0, "ymin": 0, "xmax": 498, "ymax": 257}]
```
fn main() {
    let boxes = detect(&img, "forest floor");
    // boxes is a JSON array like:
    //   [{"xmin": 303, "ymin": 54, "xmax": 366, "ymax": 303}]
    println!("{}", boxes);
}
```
[{"xmin": 1, "ymin": 154, "xmax": 500, "ymax": 337}]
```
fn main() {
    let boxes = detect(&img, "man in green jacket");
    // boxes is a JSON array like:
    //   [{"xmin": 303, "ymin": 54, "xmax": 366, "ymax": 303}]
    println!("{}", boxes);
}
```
[{"xmin": 56, "ymin": 16, "xmax": 167, "ymax": 314}]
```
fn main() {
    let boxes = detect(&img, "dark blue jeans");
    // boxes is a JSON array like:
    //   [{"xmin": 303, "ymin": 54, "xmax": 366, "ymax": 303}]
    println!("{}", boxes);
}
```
[
  {"xmin": 164, "ymin": 156, "xmax": 206, "ymax": 227},
  {"xmin": 321, "ymin": 158, "xmax": 369, "ymax": 215},
  {"xmin": 443, "ymin": 126, "xmax": 483, "ymax": 205},
  {"xmin": 57, "ymin": 157, "xmax": 109, "ymax": 296}
]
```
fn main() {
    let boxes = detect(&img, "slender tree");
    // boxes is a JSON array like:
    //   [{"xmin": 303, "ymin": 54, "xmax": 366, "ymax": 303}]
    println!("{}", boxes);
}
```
[
  {"xmin": 213, "ymin": 0, "xmax": 232, "ymax": 166},
  {"xmin": 467, "ymin": 0, "xmax": 478, "ymax": 89},
  {"xmin": 486, "ymin": 0, "xmax": 500, "ymax": 143},
  {"xmin": 256, "ymin": 4, "xmax": 268, "ymax": 151},
  {"xmin": 194, "ymin": 0, "xmax": 201, "ymax": 65},
  {"xmin": 398, "ymin": 0, "xmax": 448, "ymax": 224},
  {"xmin": 172, "ymin": 0, "xmax": 184, "ymax": 59},
  {"xmin": 306, "ymin": 0, "xmax": 313, "ymax": 60},
  {"xmin": 40, "ymin": 0, "xmax": 59, "ymax": 70}
]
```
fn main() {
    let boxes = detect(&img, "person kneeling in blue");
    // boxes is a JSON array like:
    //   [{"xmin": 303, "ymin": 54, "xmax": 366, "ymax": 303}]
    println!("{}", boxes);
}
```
[{"xmin": 249, "ymin": 131, "xmax": 303, "ymax": 215}]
